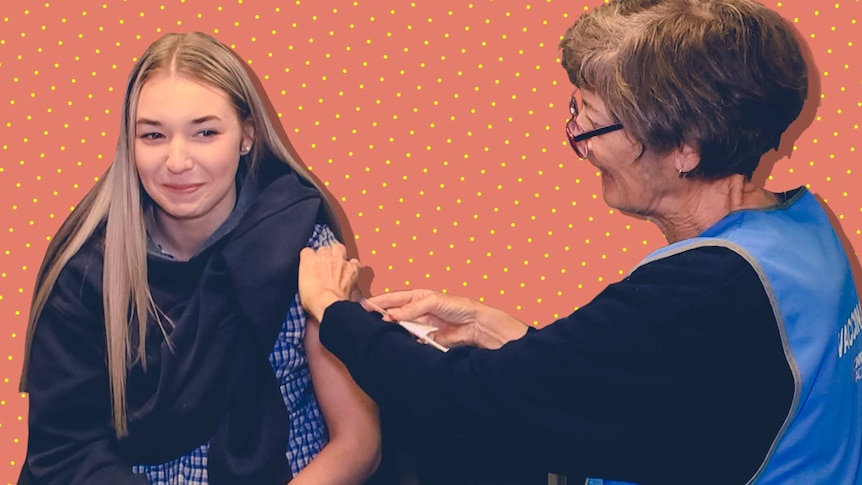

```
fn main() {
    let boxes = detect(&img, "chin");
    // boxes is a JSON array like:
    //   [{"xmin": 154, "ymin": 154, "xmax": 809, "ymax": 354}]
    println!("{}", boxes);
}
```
[
  {"xmin": 601, "ymin": 192, "xmax": 635, "ymax": 215},
  {"xmin": 600, "ymin": 184, "xmax": 619, "ymax": 208},
  {"xmin": 155, "ymin": 202, "xmax": 205, "ymax": 221}
]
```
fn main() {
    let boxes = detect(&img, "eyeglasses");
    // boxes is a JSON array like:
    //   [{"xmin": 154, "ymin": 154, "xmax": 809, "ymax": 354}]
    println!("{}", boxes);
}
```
[{"xmin": 566, "ymin": 94, "xmax": 624, "ymax": 159}]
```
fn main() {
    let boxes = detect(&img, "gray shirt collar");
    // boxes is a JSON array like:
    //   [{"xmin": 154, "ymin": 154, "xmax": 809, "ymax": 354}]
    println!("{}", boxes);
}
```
[{"xmin": 145, "ymin": 163, "xmax": 261, "ymax": 260}]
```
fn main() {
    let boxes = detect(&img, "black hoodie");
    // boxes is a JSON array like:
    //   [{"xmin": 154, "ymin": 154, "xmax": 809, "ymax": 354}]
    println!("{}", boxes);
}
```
[{"xmin": 21, "ymin": 160, "xmax": 327, "ymax": 484}]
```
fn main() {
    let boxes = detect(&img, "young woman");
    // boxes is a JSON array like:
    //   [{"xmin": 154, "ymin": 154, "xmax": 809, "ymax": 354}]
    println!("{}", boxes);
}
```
[{"xmin": 19, "ymin": 32, "xmax": 380, "ymax": 485}]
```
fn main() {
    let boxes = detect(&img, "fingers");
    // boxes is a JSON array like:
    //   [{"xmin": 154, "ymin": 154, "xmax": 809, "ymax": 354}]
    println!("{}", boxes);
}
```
[
  {"xmin": 424, "ymin": 327, "xmax": 466, "ymax": 348},
  {"xmin": 298, "ymin": 242, "xmax": 363, "ymax": 321},
  {"xmin": 303, "ymin": 244, "xmax": 360, "ymax": 276},
  {"xmin": 301, "ymin": 245, "xmax": 358, "ymax": 271},
  {"xmin": 387, "ymin": 294, "xmax": 443, "ymax": 322},
  {"xmin": 366, "ymin": 289, "xmax": 432, "ymax": 310},
  {"xmin": 366, "ymin": 290, "xmax": 461, "ymax": 323},
  {"xmin": 359, "ymin": 298, "xmax": 395, "ymax": 321},
  {"xmin": 317, "ymin": 241, "xmax": 348, "ymax": 258}
]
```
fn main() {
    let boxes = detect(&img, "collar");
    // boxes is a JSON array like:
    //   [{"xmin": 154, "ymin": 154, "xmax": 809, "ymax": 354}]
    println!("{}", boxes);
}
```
[{"xmin": 144, "ymin": 161, "xmax": 261, "ymax": 260}]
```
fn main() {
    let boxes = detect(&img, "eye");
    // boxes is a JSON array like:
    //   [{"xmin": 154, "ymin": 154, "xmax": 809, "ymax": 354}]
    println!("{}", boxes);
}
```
[
  {"xmin": 139, "ymin": 132, "xmax": 164, "ymax": 140},
  {"xmin": 583, "ymin": 115, "xmax": 600, "ymax": 130},
  {"xmin": 198, "ymin": 129, "xmax": 219, "ymax": 137}
]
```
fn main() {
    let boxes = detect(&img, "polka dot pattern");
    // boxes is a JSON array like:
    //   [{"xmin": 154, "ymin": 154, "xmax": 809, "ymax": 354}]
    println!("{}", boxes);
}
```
[{"xmin": 0, "ymin": 1, "xmax": 859, "ymax": 477}]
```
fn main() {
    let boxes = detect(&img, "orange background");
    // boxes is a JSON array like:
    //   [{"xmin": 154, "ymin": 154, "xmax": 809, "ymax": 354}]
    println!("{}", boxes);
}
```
[{"xmin": 0, "ymin": 0, "xmax": 859, "ymax": 481}]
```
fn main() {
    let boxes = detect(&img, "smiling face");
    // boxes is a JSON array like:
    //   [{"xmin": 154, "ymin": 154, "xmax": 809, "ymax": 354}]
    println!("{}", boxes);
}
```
[
  {"xmin": 134, "ymin": 73, "xmax": 254, "ymax": 233},
  {"xmin": 575, "ymin": 89, "xmax": 682, "ymax": 218}
]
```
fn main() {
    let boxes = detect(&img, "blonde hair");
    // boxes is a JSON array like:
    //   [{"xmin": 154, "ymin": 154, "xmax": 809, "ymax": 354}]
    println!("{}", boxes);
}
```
[{"xmin": 20, "ymin": 32, "xmax": 339, "ymax": 437}]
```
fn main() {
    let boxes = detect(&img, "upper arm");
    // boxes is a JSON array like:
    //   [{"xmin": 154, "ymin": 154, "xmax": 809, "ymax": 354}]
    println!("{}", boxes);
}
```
[
  {"xmin": 301, "ymin": 222, "xmax": 379, "ymax": 444},
  {"xmin": 304, "ymin": 321, "xmax": 380, "ymax": 444}
]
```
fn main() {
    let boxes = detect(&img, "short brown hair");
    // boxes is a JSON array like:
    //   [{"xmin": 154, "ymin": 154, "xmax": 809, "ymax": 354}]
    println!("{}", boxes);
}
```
[{"xmin": 559, "ymin": 0, "xmax": 808, "ymax": 179}]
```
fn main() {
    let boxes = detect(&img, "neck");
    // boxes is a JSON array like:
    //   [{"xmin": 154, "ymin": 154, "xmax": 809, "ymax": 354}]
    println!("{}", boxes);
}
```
[
  {"xmin": 651, "ymin": 175, "xmax": 778, "ymax": 244},
  {"xmin": 150, "ymin": 205, "xmax": 232, "ymax": 261}
]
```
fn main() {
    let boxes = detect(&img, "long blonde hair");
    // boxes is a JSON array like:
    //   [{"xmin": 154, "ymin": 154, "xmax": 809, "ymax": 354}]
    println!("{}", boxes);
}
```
[{"xmin": 20, "ymin": 32, "xmax": 339, "ymax": 437}]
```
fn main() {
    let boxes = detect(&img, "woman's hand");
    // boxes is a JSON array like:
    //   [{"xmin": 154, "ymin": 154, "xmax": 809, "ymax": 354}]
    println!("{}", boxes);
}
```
[
  {"xmin": 298, "ymin": 243, "xmax": 362, "ymax": 322},
  {"xmin": 366, "ymin": 289, "xmax": 529, "ymax": 349}
]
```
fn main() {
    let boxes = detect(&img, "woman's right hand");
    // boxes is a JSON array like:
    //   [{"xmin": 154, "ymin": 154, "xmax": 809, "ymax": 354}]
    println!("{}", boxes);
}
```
[
  {"xmin": 298, "ymin": 243, "xmax": 362, "ymax": 322},
  {"xmin": 365, "ymin": 289, "xmax": 529, "ymax": 349}
]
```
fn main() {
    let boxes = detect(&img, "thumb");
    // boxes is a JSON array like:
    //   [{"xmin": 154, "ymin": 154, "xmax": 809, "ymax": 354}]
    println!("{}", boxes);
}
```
[{"xmin": 387, "ymin": 296, "xmax": 440, "ymax": 322}]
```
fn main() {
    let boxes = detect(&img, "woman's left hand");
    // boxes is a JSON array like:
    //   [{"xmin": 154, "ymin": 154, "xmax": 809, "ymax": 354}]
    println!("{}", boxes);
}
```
[{"xmin": 298, "ymin": 242, "xmax": 362, "ymax": 322}]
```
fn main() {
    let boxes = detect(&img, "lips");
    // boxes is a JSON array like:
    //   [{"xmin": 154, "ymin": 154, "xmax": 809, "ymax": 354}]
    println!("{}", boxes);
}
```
[
  {"xmin": 592, "ymin": 165, "xmax": 611, "ymax": 178},
  {"xmin": 163, "ymin": 183, "xmax": 203, "ymax": 194}
]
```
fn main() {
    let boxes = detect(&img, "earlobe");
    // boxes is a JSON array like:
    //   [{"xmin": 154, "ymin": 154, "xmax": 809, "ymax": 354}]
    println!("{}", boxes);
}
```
[{"xmin": 241, "ymin": 123, "xmax": 255, "ymax": 155}]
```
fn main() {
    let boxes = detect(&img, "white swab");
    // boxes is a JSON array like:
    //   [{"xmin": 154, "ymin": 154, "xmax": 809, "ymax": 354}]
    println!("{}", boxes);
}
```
[{"xmin": 361, "ymin": 298, "xmax": 449, "ymax": 352}]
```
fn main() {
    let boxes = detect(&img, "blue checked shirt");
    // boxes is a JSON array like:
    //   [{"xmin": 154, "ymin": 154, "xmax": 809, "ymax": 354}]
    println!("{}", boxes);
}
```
[{"xmin": 132, "ymin": 224, "xmax": 338, "ymax": 484}]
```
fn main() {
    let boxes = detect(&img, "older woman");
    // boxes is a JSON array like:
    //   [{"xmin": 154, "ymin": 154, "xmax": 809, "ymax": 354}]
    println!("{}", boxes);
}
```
[{"xmin": 298, "ymin": 0, "xmax": 862, "ymax": 484}]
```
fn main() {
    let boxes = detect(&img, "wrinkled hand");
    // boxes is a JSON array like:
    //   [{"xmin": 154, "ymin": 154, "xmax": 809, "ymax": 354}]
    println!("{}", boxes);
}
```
[
  {"xmin": 298, "ymin": 243, "xmax": 362, "ymax": 322},
  {"xmin": 366, "ymin": 289, "xmax": 528, "ymax": 349}
]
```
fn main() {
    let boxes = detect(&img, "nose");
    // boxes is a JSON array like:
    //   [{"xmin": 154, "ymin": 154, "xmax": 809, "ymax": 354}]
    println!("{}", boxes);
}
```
[{"xmin": 165, "ymin": 138, "xmax": 193, "ymax": 174}]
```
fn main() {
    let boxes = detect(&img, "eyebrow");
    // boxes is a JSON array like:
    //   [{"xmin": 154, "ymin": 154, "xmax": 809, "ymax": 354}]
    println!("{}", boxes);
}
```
[{"xmin": 135, "ymin": 115, "xmax": 223, "ymax": 126}]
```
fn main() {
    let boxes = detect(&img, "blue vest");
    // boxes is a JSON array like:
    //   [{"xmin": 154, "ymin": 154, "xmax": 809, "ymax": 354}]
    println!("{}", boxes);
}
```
[{"xmin": 589, "ymin": 188, "xmax": 862, "ymax": 485}]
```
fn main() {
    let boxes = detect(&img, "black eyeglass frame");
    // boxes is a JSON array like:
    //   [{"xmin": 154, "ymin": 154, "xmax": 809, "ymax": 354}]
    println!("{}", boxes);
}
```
[{"xmin": 565, "ymin": 95, "xmax": 624, "ymax": 159}]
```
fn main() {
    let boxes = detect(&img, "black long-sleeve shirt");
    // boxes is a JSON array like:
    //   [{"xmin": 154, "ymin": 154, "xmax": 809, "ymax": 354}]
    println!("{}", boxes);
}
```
[{"xmin": 319, "ymin": 246, "xmax": 794, "ymax": 484}]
